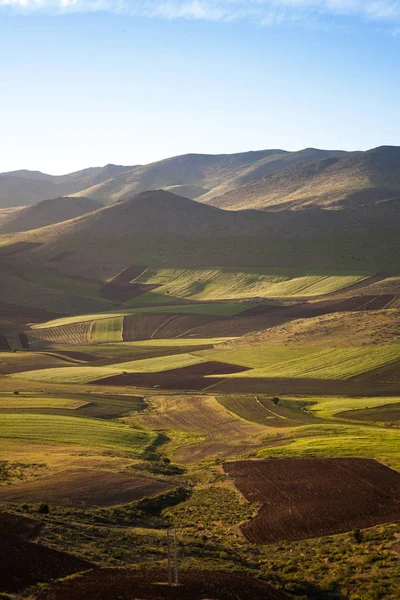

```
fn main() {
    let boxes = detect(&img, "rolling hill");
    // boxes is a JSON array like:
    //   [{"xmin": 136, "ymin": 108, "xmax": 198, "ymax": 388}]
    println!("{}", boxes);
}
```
[
  {"xmin": 0, "ymin": 196, "xmax": 101, "ymax": 233},
  {"xmin": 0, "ymin": 164, "xmax": 134, "ymax": 209},
  {"xmin": 70, "ymin": 148, "xmax": 345, "ymax": 204},
  {"xmin": 206, "ymin": 146, "xmax": 400, "ymax": 211},
  {"xmin": 1, "ymin": 189, "xmax": 398, "ymax": 278}
]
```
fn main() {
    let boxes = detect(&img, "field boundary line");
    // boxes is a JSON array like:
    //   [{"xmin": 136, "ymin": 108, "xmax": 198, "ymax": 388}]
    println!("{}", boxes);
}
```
[
  {"xmin": 151, "ymin": 315, "xmax": 180, "ymax": 339},
  {"xmin": 254, "ymin": 396, "xmax": 289, "ymax": 420}
]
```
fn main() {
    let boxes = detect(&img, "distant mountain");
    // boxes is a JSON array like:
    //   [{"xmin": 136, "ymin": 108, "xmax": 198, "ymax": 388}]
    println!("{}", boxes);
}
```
[
  {"xmin": 206, "ymin": 146, "xmax": 400, "ymax": 211},
  {"xmin": 0, "ymin": 164, "xmax": 134, "ymax": 209},
  {"xmin": 71, "ymin": 149, "xmax": 345, "ymax": 204},
  {"xmin": 0, "ymin": 196, "xmax": 102, "ymax": 233}
]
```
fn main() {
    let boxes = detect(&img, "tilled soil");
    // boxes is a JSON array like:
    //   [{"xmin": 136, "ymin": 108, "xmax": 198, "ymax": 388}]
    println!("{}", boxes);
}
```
[
  {"xmin": 32, "ymin": 568, "xmax": 289, "ymax": 600},
  {"xmin": 0, "ymin": 469, "xmax": 173, "ymax": 507},
  {"xmin": 0, "ymin": 512, "xmax": 42, "ymax": 539},
  {"xmin": 0, "ymin": 532, "xmax": 92, "ymax": 593},
  {"xmin": 91, "ymin": 361, "xmax": 250, "ymax": 390},
  {"xmin": 100, "ymin": 265, "xmax": 157, "ymax": 301},
  {"xmin": 224, "ymin": 458, "xmax": 400, "ymax": 543},
  {"xmin": 0, "ymin": 241, "xmax": 42, "ymax": 256}
]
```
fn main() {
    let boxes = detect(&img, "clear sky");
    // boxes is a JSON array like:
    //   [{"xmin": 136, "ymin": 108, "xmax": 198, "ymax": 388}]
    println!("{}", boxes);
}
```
[{"xmin": 1, "ymin": 1, "xmax": 399, "ymax": 174}]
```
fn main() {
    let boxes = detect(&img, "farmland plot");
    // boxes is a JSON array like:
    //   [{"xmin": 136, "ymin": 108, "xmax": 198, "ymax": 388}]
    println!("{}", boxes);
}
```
[{"xmin": 224, "ymin": 458, "xmax": 400, "ymax": 543}]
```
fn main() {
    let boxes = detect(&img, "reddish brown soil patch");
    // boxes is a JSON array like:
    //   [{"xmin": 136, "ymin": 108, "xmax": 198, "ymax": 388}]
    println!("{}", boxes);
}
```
[
  {"xmin": 91, "ymin": 361, "xmax": 250, "ymax": 391},
  {"xmin": 363, "ymin": 294, "xmax": 397, "ymax": 310},
  {"xmin": 0, "ymin": 470, "xmax": 173, "ymax": 508},
  {"xmin": 47, "ymin": 251, "xmax": 74, "ymax": 263},
  {"xmin": 100, "ymin": 265, "xmax": 158, "ymax": 302},
  {"xmin": 0, "ymin": 241, "xmax": 42, "ymax": 256},
  {"xmin": 224, "ymin": 458, "xmax": 400, "ymax": 543},
  {"xmin": 38, "ymin": 350, "xmax": 99, "ymax": 363},
  {"xmin": 0, "ymin": 532, "xmax": 92, "ymax": 593},
  {"xmin": 212, "ymin": 376, "xmax": 400, "ymax": 396},
  {"xmin": 122, "ymin": 314, "xmax": 174, "ymax": 340},
  {"xmin": 0, "ymin": 511, "xmax": 42, "ymax": 539},
  {"xmin": 153, "ymin": 314, "xmax": 222, "ymax": 338},
  {"xmin": 32, "ymin": 568, "xmax": 289, "ymax": 600}
]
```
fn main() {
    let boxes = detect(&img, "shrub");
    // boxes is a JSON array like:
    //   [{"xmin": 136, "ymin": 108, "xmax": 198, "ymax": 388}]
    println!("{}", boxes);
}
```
[
  {"xmin": 38, "ymin": 502, "xmax": 50, "ymax": 514},
  {"xmin": 352, "ymin": 528, "xmax": 363, "ymax": 544}
]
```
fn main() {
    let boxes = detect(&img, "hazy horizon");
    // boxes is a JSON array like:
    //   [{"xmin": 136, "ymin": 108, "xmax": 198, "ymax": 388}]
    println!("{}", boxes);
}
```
[{"xmin": 1, "ymin": 1, "xmax": 400, "ymax": 174}]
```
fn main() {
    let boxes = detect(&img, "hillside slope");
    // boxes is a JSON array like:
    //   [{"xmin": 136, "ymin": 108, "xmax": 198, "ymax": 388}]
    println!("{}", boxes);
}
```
[
  {"xmin": 3, "ymin": 189, "xmax": 399, "ymax": 276},
  {"xmin": 0, "ymin": 196, "xmax": 101, "ymax": 233},
  {"xmin": 72, "ymin": 149, "xmax": 345, "ymax": 204},
  {"xmin": 0, "ymin": 164, "xmax": 133, "ymax": 209},
  {"xmin": 207, "ymin": 146, "xmax": 400, "ymax": 211}
]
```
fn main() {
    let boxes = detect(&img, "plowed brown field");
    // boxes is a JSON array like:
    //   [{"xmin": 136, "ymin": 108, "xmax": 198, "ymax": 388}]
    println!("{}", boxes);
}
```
[
  {"xmin": 213, "ymin": 376, "xmax": 400, "ymax": 396},
  {"xmin": 122, "ymin": 314, "xmax": 175, "ymax": 340},
  {"xmin": 91, "ymin": 361, "xmax": 249, "ymax": 391},
  {"xmin": 0, "ymin": 469, "xmax": 173, "ymax": 507},
  {"xmin": 32, "ymin": 568, "xmax": 289, "ymax": 600},
  {"xmin": 224, "ymin": 458, "xmax": 400, "ymax": 543},
  {"xmin": 0, "ymin": 511, "xmax": 42, "ymax": 538},
  {"xmin": 134, "ymin": 394, "xmax": 266, "ymax": 463},
  {"xmin": 100, "ymin": 265, "xmax": 157, "ymax": 301},
  {"xmin": 0, "ymin": 241, "xmax": 41, "ymax": 256},
  {"xmin": 0, "ymin": 532, "xmax": 92, "ymax": 593}
]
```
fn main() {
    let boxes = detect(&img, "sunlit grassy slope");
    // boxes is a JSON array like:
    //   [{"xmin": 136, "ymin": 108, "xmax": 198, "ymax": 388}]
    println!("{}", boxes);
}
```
[
  {"xmin": 9, "ymin": 352, "xmax": 207, "ymax": 384},
  {"xmin": 91, "ymin": 317, "xmax": 124, "ymax": 342},
  {"xmin": 32, "ymin": 302, "xmax": 248, "ymax": 330},
  {"xmin": 131, "ymin": 267, "xmax": 369, "ymax": 304},
  {"xmin": 0, "ymin": 413, "xmax": 157, "ymax": 454},
  {"xmin": 258, "ymin": 423, "xmax": 400, "ymax": 470},
  {"xmin": 208, "ymin": 345, "xmax": 400, "ymax": 380}
]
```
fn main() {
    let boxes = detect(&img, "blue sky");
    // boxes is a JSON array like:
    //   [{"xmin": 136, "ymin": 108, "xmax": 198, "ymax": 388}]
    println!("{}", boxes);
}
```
[{"xmin": 1, "ymin": 1, "xmax": 399, "ymax": 174}]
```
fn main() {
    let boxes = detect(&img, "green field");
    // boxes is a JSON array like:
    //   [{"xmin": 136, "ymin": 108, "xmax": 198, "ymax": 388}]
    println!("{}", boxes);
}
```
[
  {"xmin": 308, "ymin": 396, "xmax": 400, "ymax": 419},
  {"xmin": 217, "ymin": 395, "xmax": 318, "ymax": 426},
  {"xmin": 31, "ymin": 302, "xmax": 249, "ymax": 330},
  {"xmin": 9, "ymin": 352, "xmax": 207, "ymax": 384},
  {"xmin": 0, "ymin": 394, "xmax": 84, "ymax": 410},
  {"xmin": 258, "ymin": 423, "xmax": 400, "ymax": 470},
  {"xmin": 91, "ymin": 317, "xmax": 124, "ymax": 342},
  {"xmin": 130, "ymin": 266, "xmax": 369, "ymax": 304},
  {"xmin": 0, "ymin": 413, "xmax": 157, "ymax": 454},
  {"xmin": 209, "ymin": 344, "xmax": 400, "ymax": 380}
]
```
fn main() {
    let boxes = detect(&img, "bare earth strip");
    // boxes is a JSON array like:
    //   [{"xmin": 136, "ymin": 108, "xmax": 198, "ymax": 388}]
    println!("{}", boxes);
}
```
[
  {"xmin": 135, "ymin": 394, "xmax": 267, "ymax": 464},
  {"xmin": 224, "ymin": 458, "xmax": 400, "ymax": 544},
  {"xmin": 0, "ymin": 469, "xmax": 173, "ymax": 507}
]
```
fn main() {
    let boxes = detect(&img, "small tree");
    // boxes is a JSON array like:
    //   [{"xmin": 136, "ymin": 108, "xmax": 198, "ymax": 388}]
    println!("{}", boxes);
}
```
[
  {"xmin": 352, "ymin": 528, "xmax": 363, "ymax": 544},
  {"xmin": 272, "ymin": 397, "xmax": 280, "ymax": 406},
  {"xmin": 38, "ymin": 502, "xmax": 50, "ymax": 514},
  {"xmin": 13, "ymin": 391, "xmax": 19, "ymax": 396}
]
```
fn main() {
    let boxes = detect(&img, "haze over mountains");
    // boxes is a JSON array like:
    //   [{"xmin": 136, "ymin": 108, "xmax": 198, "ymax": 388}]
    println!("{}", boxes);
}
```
[
  {"xmin": 0, "ymin": 164, "xmax": 134, "ymax": 208},
  {"xmin": 0, "ymin": 144, "xmax": 399, "ymax": 282},
  {"xmin": 1, "ymin": 146, "xmax": 400, "ymax": 216}
]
